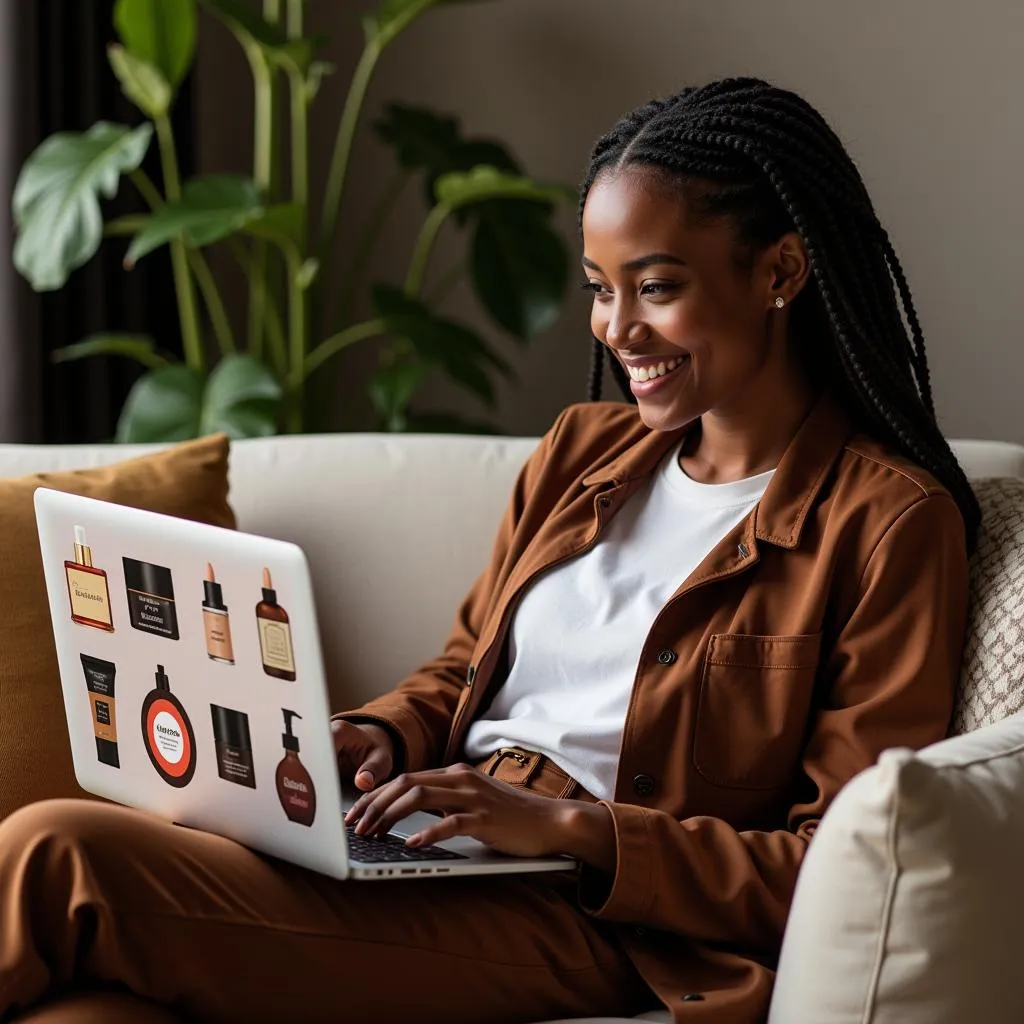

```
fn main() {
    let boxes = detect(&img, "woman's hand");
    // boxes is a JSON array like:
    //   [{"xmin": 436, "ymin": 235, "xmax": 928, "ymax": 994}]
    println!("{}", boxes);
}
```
[
  {"xmin": 343, "ymin": 763, "xmax": 617, "ymax": 870},
  {"xmin": 331, "ymin": 719, "xmax": 395, "ymax": 792}
]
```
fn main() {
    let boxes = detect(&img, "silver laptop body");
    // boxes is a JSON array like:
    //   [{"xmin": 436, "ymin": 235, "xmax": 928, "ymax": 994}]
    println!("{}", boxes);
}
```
[{"xmin": 35, "ymin": 487, "xmax": 573, "ymax": 881}]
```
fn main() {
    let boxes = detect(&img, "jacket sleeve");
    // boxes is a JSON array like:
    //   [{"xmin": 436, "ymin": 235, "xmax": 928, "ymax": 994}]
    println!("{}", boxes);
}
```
[
  {"xmin": 332, "ymin": 407, "xmax": 572, "ymax": 774},
  {"xmin": 578, "ymin": 493, "xmax": 970, "ymax": 948}
]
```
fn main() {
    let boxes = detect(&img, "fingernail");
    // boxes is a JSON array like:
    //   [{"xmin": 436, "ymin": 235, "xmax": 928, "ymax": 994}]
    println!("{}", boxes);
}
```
[{"xmin": 406, "ymin": 834, "xmax": 421, "ymax": 847}]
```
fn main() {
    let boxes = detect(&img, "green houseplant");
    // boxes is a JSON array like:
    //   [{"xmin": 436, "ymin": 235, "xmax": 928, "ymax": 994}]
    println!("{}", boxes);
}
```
[{"xmin": 11, "ymin": 0, "xmax": 573, "ymax": 440}]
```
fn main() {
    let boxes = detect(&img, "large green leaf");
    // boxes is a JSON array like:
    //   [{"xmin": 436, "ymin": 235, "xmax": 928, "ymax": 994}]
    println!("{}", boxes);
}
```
[
  {"xmin": 471, "ymin": 205, "xmax": 569, "ymax": 340},
  {"xmin": 371, "ymin": 284, "xmax": 511, "ymax": 407},
  {"xmin": 12, "ymin": 122, "xmax": 153, "ymax": 291},
  {"xmin": 125, "ymin": 174, "xmax": 263, "ymax": 267},
  {"xmin": 114, "ymin": 0, "xmax": 197, "ymax": 90},
  {"xmin": 368, "ymin": 358, "xmax": 426, "ymax": 431},
  {"xmin": 374, "ymin": 104, "xmax": 520, "ymax": 216},
  {"xmin": 435, "ymin": 165, "xmax": 573, "ymax": 210},
  {"xmin": 52, "ymin": 333, "xmax": 168, "ymax": 370},
  {"xmin": 202, "ymin": 0, "xmax": 314, "ymax": 74},
  {"xmin": 108, "ymin": 45, "xmax": 172, "ymax": 119},
  {"xmin": 242, "ymin": 202, "xmax": 305, "ymax": 253},
  {"xmin": 200, "ymin": 354, "xmax": 283, "ymax": 437},
  {"xmin": 116, "ymin": 356, "xmax": 283, "ymax": 442}
]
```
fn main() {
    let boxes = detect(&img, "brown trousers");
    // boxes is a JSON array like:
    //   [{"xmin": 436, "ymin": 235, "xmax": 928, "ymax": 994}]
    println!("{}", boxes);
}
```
[{"xmin": 0, "ymin": 750, "xmax": 655, "ymax": 1024}]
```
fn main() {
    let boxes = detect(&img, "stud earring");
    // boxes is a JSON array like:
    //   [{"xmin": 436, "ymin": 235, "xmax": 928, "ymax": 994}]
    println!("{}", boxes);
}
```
[{"xmin": 774, "ymin": 296, "xmax": 785, "ymax": 309}]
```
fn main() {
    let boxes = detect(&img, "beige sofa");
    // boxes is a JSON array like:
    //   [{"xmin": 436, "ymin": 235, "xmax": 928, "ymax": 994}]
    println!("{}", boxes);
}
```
[{"xmin": 2, "ymin": 429, "xmax": 1023, "ymax": 1024}]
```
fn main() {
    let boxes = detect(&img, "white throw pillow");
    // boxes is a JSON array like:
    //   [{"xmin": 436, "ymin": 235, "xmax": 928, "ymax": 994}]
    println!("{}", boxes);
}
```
[{"xmin": 768, "ymin": 711, "xmax": 1024, "ymax": 1023}]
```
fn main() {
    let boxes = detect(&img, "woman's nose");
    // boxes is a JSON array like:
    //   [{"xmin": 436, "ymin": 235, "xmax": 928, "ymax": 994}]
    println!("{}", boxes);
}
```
[{"xmin": 604, "ymin": 307, "xmax": 649, "ymax": 351}]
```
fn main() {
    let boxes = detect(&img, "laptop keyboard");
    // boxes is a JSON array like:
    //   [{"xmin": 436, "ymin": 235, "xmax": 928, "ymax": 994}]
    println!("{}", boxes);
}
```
[{"xmin": 345, "ymin": 825, "xmax": 468, "ymax": 863}]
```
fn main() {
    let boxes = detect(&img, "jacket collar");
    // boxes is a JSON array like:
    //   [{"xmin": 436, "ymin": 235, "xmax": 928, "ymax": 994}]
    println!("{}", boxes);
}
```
[{"xmin": 581, "ymin": 393, "xmax": 853, "ymax": 550}]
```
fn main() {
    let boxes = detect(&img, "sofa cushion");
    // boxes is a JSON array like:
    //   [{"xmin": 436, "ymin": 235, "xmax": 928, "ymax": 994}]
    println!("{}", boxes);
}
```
[
  {"xmin": 0, "ymin": 435, "xmax": 234, "ymax": 820},
  {"xmin": 768, "ymin": 709, "xmax": 1024, "ymax": 1024},
  {"xmin": 953, "ymin": 477, "xmax": 1024, "ymax": 733}
]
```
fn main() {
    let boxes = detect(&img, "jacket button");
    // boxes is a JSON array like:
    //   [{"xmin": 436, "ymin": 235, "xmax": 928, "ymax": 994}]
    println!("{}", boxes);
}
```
[
  {"xmin": 466, "ymin": 666, "xmax": 475, "ymax": 686},
  {"xmin": 598, "ymin": 495, "xmax": 612, "ymax": 508},
  {"xmin": 633, "ymin": 926, "xmax": 647, "ymax": 938},
  {"xmin": 682, "ymin": 993, "xmax": 705, "ymax": 1002},
  {"xmin": 656, "ymin": 648, "xmax": 677, "ymax": 665},
  {"xmin": 632, "ymin": 773, "xmax": 656, "ymax": 796}
]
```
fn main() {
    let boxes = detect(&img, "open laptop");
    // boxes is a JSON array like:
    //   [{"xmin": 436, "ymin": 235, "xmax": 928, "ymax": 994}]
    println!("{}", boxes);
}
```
[{"xmin": 35, "ymin": 487, "xmax": 573, "ymax": 881}]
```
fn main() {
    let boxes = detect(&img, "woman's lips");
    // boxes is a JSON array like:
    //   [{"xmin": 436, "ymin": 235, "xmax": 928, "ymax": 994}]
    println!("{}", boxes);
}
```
[{"xmin": 627, "ymin": 355, "xmax": 690, "ymax": 398}]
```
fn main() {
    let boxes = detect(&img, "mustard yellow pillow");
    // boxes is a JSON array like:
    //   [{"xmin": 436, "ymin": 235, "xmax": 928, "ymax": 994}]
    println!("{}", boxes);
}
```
[{"xmin": 0, "ymin": 435, "xmax": 235, "ymax": 819}]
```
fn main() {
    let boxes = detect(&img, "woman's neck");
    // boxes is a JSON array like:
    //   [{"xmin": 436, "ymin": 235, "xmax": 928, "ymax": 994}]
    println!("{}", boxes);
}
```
[{"xmin": 679, "ymin": 375, "xmax": 819, "ymax": 484}]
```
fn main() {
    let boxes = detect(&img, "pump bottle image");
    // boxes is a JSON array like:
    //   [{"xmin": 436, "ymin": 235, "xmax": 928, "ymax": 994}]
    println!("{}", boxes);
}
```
[
  {"xmin": 256, "ymin": 568, "xmax": 296, "ymax": 680},
  {"xmin": 275, "ymin": 709, "xmax": 316, "ymax": 826}
]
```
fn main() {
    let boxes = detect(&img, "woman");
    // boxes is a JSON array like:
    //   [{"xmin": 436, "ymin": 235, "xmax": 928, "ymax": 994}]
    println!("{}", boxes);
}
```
[{"xmin": 0, "ymin": 79, "xmax": 973, "ymax": 1024}]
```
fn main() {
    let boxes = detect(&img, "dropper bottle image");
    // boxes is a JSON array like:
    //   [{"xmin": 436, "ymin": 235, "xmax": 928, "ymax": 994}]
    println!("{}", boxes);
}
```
[
  {"xmin": 256, "ymin": 567, "xmax": 296, "ymax": 680},
  {"xmin": 64, "ymin": 525, "xmax": 113, "ymax": 631},
  {"xmin": 202, "ymin": 562, "xmax": 234, "ymax": 664},
  {"xmin": 275, "ymin": 709, "xmax": 316, "ymax": 826}
]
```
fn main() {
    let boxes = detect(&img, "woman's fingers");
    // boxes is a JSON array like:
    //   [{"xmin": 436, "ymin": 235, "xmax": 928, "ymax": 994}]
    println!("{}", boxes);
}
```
[
  {"xmin": 406, "ymin": 813, "xmax": 478, "ymax": 848},
  {"xmin": 346, "ymin": 768, "xmax": 480, "ymax": 833},
  {"xmin": 331, "ymin": 720, "xmax": 393, "ymax": 788},
  {"xmin": 356, "ymin": 783, "xmax": 472, "ymax": 838}
]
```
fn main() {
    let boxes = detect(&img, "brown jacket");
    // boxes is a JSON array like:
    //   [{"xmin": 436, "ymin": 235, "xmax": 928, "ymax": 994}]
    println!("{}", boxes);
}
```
[{"xmin": 340, "ymin": 395, "xmax": 969, "ymax": 1022}]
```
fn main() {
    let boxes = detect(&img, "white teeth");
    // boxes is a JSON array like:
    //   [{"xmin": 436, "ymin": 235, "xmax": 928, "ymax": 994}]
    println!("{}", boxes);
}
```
[{"xmin": 627, "ymin": 356, "xmax": 685, "ymax": 382}]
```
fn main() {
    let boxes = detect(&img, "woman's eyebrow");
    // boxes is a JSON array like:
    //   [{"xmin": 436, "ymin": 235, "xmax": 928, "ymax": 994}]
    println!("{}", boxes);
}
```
[{"xmin": 581, "ymin": 253, "xmax": 687, "ymax": 273}]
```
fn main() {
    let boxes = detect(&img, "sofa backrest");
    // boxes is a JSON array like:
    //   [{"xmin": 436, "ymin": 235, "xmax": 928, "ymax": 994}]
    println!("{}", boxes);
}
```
[{"xmin": 0, "ymin": 434, "xmax": 1021, "ymax": 713}]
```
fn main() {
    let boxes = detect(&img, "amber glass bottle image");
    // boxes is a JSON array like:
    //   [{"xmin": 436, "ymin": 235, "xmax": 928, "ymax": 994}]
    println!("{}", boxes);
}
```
[{"xmin": 255, "ymin": 568, "xmax": 296, "ymax": 681}]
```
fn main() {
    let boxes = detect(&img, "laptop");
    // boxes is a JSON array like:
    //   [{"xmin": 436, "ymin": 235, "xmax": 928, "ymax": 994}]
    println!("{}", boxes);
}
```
[{"xmin": 34, "ymin": 487, "xmax": 573, "ymax": 881}]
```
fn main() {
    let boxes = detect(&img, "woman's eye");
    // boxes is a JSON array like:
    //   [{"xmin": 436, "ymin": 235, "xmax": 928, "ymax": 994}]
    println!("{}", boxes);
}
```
[
  {"xmin": 580, "ymin": 280, "xmax": 609, "ymax": 296},
  {"xmin": 640, "ymin": 281, "xmax": 679, "ymax": 297}
]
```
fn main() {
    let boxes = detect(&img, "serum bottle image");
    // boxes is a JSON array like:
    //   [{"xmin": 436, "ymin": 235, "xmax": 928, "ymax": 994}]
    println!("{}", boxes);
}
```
[
  {"xmin": 202, "ymin": 562, "xmax": 234, "ymax": 664},
  {"xmin": 256, "ymin": 568, "xmax": 296, "ymax": 681},
  {"xmin": 140, "ymin": 665, "xmax": 197, "ymax": 788},
  {"xmin": 276, "ymin": 709, "xmax": 316, "ymax": 826},
  {"xmin": 64, "ymin": 526, "xmax": 113, "ymax": 631}
]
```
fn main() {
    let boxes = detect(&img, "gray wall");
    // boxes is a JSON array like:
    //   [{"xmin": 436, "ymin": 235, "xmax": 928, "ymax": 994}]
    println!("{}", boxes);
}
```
[{"xmin": 198, "ymin": 1, "xmax": 1024, "ymax": 442}]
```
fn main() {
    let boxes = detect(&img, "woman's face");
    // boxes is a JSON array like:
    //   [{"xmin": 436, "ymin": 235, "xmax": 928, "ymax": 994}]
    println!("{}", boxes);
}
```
[{"xmin": 581, "ymin": 167, "xmax": 803, "ymax": 432}]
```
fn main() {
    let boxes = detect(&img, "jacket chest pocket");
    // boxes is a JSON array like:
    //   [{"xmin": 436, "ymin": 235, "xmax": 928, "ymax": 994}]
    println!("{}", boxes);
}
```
[{"xmin": 693, "ymin": 632, "xmax": 822, "ymax": 790}]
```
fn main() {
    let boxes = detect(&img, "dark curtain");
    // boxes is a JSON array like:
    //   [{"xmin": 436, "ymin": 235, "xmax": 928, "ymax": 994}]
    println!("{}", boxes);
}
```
[{"xmin": 0, "ymin": 0, "xmax": 196, "ymax": 444}]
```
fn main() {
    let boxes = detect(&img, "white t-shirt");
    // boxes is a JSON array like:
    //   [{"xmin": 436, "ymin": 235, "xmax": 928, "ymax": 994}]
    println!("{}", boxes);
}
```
[{"xmin": 463, "ymin": 441, "xmax": 775, "ymax": 801}]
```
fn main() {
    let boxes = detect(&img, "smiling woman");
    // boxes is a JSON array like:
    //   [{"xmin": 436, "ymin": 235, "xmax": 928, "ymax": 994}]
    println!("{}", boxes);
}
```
[{"xmin": 0, "ymin": 78, "xmax": 976, "ymax": 1024}]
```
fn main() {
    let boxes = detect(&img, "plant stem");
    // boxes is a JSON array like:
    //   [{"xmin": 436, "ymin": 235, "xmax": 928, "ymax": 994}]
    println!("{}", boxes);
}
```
[
  {"xmin": 304, "ymin": 318, "xmax": 387, "ymax": 378},
  {"xmin": 285, "ymin": 0, "xmax": 305, "ymax": 209},
  {"xmin": 425, "ymin": 259, "xmax": 465, "ymax": 307},
  {"xmin": 187, "ymin": 250, "xmax": 236, "ymax": 356},
  {"xmin": 247, "ymin": 44, "xmax": 275, "ymax": 359},
  {"xmin": 226, "ymin": 236, "xmax": 288, "ymax": 376},
  {"xmin": 318, "ymin": 38, "xmax": 380, "ymax": 300},
  {"xmin": 405, "ymin": 203, "xmax": 452, "ymax": 298},
  {"xmin": 336, "ymin": 170, "xmax": 409, "ymax": 328},
  {"xmin": 129, "ymin": 168, "xmax": 164, "ymax": 209},
  {"xmin": 263, "ymin": 0, "xmax": 281, "ymax": 23},
  {"xmin": 286, "ymin": 253, "xmax": 306, "ymax": 430},
  {"xmin": 284, "ymin": 0, "xmax": 309, "ymax": 433},
  {"xmin": 154, "ymin": 115, "xmax": 203, "ymax": 372}
]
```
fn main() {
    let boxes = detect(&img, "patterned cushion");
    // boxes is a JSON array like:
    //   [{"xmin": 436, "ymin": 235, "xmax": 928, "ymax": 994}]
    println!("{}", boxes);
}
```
[{"xmin": 952, "ymin": 478, "xmax": 1024, "ymax": 734}]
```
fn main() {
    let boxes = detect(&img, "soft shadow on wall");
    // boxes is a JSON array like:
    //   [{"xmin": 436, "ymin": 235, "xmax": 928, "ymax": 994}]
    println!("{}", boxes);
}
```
[{"xmin": 198, "ymin": 0, "xmax": 1024, "ymax": 442}]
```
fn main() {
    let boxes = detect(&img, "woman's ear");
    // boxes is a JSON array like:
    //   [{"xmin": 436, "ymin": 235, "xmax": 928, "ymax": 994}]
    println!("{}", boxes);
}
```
[{"xmin": 765, "ymin": 231, "xmax": 811, "ymax": 309}]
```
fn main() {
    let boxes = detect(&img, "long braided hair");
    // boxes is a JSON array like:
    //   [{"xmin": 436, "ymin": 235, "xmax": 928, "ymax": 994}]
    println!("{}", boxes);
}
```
[{"xmin": 580, "ymin": 78, "xmax": 980, "ymax": 550}]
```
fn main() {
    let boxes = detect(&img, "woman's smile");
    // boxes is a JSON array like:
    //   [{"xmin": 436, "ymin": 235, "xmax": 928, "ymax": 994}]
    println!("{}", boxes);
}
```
[{"xmin": 623, "ymin": 353, "xmax": 691, "ymax": 398}]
